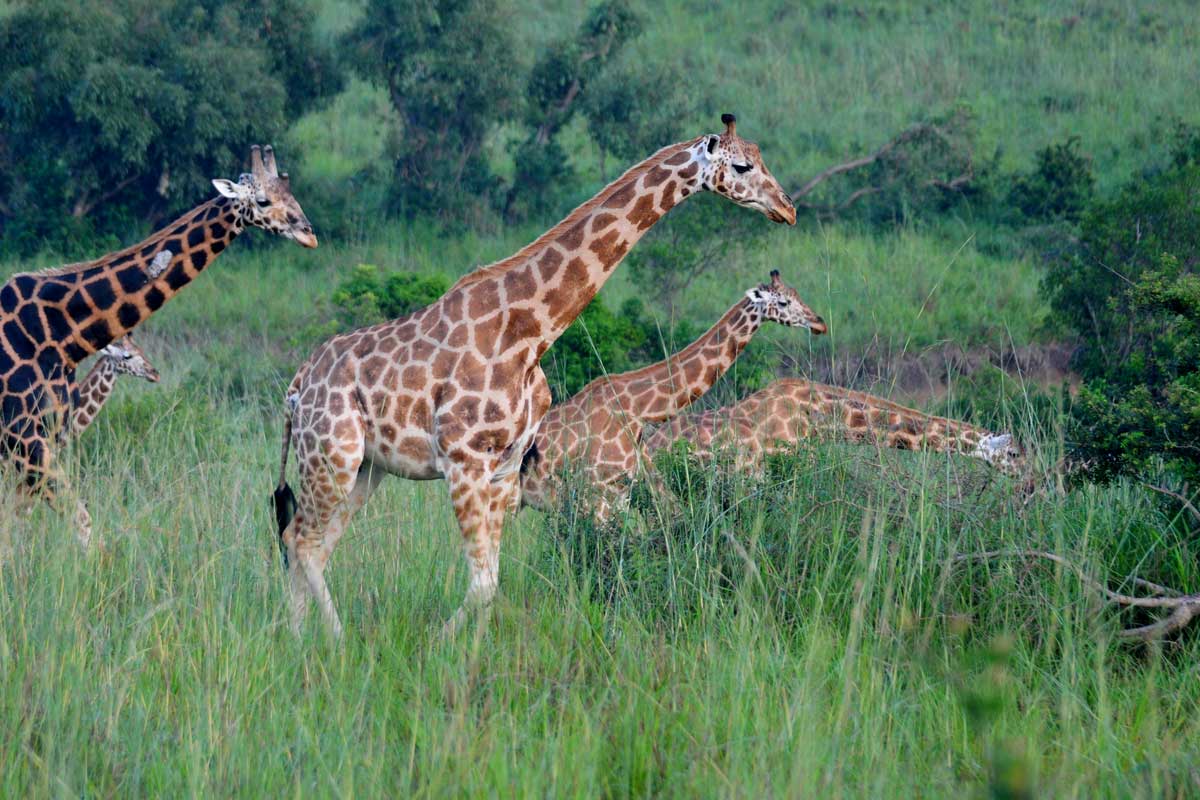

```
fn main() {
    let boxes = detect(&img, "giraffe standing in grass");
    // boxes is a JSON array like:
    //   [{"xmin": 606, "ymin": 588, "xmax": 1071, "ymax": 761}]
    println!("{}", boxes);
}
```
[
  {"xmin": 274, "ymin": 114, "xmax": 797, "ymax": 636},
  {"xmin": 643, "ymin": 378, "xmax": 1026, "ymax": 475},
  {"xmin": 518, "ymin": 270, "xmax": 826, "ymax": 521},
  {"xmin": 70, "ymin": 335, "xmax": 159, "ymax": 436},
  {"xmin": 1, "ymin": 145, "xmax": 315, "ymax": 545}
]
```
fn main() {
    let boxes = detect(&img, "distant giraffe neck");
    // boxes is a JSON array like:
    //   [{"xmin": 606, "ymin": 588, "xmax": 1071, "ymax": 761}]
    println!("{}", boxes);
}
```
[
  {"xmin": 806, "ymin": 383, "xmax": 997, "ymax": 454},
  {"xmin": 8, "ymin": 196, "xmax": 243, "ymax": 366},
  {"xmin": 71, "ymin": 357, "xmax": 118, "ymax": 435},
  {"xmin": 585, "ymin": 298, "xmax": 762, "ymax": 424},
  {"xmin": 443, "ymin": 137, "xmax": 708, "ymax": 360}
]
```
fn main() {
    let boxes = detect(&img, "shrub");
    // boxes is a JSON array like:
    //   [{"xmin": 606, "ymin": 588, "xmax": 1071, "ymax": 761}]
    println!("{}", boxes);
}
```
[
  {"xmin": 541, "ymin": 296, "xmax": 658, "ymax": 400},
  {"xmin": 1008, "ymin": 137, "xmax": 1095, "ymax": 223},
  {"xmin": 331, "ymin": 264, "xmax": 451, "ymax": 327},
  {"xmin": 1044, "ymin": 134, "xmax": 1200, "ymax": 485}
]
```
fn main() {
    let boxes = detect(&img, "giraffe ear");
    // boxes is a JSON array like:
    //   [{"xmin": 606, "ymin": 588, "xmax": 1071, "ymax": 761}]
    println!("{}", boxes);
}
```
[
  {"xmin": 745, "ymin": 287, "xmax": 765, "ymax": 304},
  {"xmin": 211, "ymin": 179, "xmax": 244, "ymax": 199}
]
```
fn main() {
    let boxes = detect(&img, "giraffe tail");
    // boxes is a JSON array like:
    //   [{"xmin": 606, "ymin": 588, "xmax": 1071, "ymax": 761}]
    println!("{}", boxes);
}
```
[{"xmin": 271, "ymin": 407, "xmax": 297, "ymax": 569}]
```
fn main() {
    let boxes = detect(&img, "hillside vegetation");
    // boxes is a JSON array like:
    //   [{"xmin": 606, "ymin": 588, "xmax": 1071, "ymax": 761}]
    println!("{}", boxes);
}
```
[{"xmin": 1, "ymin": 1, "xmax": 1198, "ymax": 796}]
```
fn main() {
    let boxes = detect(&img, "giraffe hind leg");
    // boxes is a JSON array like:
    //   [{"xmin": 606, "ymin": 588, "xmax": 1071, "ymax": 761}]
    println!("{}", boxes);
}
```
[{"xmin": 443, "ymin": 466, "xmax": 511, "ymax": 637}]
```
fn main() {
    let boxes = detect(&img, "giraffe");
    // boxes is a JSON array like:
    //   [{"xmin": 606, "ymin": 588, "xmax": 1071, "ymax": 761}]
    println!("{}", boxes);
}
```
[
  {"xmin": 643, "ymin": 378, "xmax": 1026, "ymax": 475},
  {"xmin": 274, "ymin": 114, "xmax": 797, "ymax": 636},
  {"xmin": 70, "ymin": 335, "xmax": 159, "ymax": 437},
  {"xmin": 1, "ymin": 145, "xmax": 314, "ymax": 545},
  {"xmin": 518, "ymin": 270, "xmax": 826, "ymax": 522}
]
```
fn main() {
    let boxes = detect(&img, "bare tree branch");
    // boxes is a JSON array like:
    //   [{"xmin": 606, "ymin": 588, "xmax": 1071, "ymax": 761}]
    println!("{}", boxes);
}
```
[
  {"xmin": 953, "ymin": 549, "xmax": 1200, "ymax": 642},
  {"xmin": 71, "ymin": 173, "xmax": 140, "ymax": 219},
  {"xmin": 790, "ymin": 119, "xmax": 975, "ymax": 216},
  {"xmin": 1143, "ymin": 482, "xmax": 1200, "ymax": 524}
]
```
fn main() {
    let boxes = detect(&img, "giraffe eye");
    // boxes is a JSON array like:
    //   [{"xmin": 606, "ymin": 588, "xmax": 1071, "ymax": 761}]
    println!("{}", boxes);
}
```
[{"xmin": 732, "ymin": 163, "xmax": 752, "ymax": 174}]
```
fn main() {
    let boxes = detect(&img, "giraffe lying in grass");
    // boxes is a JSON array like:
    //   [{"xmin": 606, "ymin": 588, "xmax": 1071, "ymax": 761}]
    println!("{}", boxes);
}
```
[
  {"xmin": 643, "ymin": 378, "xmax": 1026, "ymax": 476},
  {"xmin": 71, "ymin": 336, "xmax": 159, "ymax": 437},
  {"xmin": 274, "ymin": 114, "xmax": 798, "ymax": 636},
  {"xmin": 1, "ymin": 145, "xmax": 314, "ymax": 545},
  {"xmin": 518, "ymin": 271, "xmax": 826, "ymax": 522}
]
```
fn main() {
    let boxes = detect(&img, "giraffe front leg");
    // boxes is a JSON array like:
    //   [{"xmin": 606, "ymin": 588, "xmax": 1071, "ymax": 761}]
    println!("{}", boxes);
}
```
[
  {"xmin": 20, "ymin": 439, "xmax": 96, "ymax": 549},
  {"xmin": 443, "ymin": 466, "xmax": 505, "ymax": 637}
]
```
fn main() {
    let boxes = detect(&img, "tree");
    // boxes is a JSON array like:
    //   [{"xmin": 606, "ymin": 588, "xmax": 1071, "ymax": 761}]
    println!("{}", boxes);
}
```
[
  {"xmin": 1044, "ymin": 129, "xmax": 1200, "ymax": 485},
  {"xmin": 0, "ymin": 0, "xmax": 342, "ymax": 254},
  {"xmin": 506, "ymin": 0, "xmax": 645, "ymax": 220},
  {"xmin": 343, "ymin": 0, "xmax": 518, "ymax": 220}
]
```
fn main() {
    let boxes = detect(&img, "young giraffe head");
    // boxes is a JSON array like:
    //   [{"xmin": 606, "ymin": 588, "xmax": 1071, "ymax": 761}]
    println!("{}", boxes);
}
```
[
  {"xmin": 699, "ymin": 114, "xmax": 796, "ymax": 225},
  {"xmin": 747, "ymin": 270, "xmax": 827, "ymax": 333},
  {"xmin": 98, "ymin": 335, "xmax": 159, "ymax": 383},
  {"xmin": 211, "ymin": 145, "xmax": 317, "ymax": 248}
]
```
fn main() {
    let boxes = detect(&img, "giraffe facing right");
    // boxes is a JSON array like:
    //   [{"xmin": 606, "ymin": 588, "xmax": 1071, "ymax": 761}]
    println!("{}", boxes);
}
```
[
  {"xmin": 274, "ymin": 114, "xmax": 797, "ymax": 636},
  {"xmin": 643, "ymin": 378, "xmax": 1027, "ymax": 476},
  {"xmin": 519, "ymin": 270, "xmax": 826, "ymax": 521},
  {"xmin": 71, "ymin": 335, "xmax": 159, "ymax": 437}
]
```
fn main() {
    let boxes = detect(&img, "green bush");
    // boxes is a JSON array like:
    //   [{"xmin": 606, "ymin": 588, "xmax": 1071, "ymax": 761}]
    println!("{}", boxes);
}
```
[
  {"xmin": 542, "ymin": 296, "xmax": 658, "ymax": 400},
  {"xmin": 1044, "ymin": 132, "xmax": 1200, "ymax": 485},
  {"xmin": 331, "ymin": 264, "xmax": 451, "ymax": 327},
  {"xmin": 1008, "ymin": 136, "xmax": 1095, "ymax": 223}
]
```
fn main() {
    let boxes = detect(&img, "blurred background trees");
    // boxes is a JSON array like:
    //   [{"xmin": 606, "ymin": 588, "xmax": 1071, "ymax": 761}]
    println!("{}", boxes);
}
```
[{"xmin": 0, "ymin": 0, "xmax": 342, "ymax": 253}]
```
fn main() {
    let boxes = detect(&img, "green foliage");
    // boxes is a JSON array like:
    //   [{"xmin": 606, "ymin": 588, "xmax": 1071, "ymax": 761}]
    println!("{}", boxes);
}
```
[
  {"xmin": 331, "ymin": 263, "xmax": 450, "ymax": 327},
  {"xmin": 343, "ymin": 0, "xmax": 518, "ymax": 220},
  {"xmin": 1043, "ymin": 135, "xmax": 1200, "ymax": 483},
  {"xmin": 580, "ymin": 56, "xmax": 692, "ymax": 168},
  {"xmin": 0, "ymin": 0, "xmax": 341, "ymax": 255},
  {"xmin": 506, "ymin": 0, "xmax": 649, "ymax": 219},
  {"xmin": 1008, "ymin": 136, "xmax": 1095, "ymax": 223},
  {"xmin": 541, "ymin": 295, "xmax": 657, "ymax": 400}
]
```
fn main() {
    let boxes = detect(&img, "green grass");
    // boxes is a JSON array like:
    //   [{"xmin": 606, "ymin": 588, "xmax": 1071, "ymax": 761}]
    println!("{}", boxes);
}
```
[
  {"xmin": 2, "ymin": 389, "xmax": 1197, "ymax": 796},
  {"xmin": 3, "ymin": 1, "xmax": 1199, "ymax": 795}
]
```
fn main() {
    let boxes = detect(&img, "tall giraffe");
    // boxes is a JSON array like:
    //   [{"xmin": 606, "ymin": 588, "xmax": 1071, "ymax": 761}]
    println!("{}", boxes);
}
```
[
  {"xmin": 518, "ymin": 270, "xmax": 825, "ymax": 521},
  {"xmin": 70, "ymin": 335, "xmax": 159, "ymax": 437},
  {"xmin": 1, "ymin": 145, "xmax": 314, "ymax": 545},
  {"xmin": 274, "ymin": 114, "xmax": 796, "ymax": 636},
  {"xmin": 643, "ymin": 378, "xmax": 1026, "ymax": 475}
]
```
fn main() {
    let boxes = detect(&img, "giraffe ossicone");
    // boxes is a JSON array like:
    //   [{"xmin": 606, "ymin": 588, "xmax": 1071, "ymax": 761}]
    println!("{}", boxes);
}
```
[
  {"xmin": 273, "ymin": 115, "xmax": 797, "ymax": 637},
  {"xmin": 1, "ymin": 144, "xmax": 314, "ymax": 546}
]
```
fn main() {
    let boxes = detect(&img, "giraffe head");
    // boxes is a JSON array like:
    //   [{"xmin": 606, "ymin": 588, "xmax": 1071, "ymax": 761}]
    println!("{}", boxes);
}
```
[
  {"xmin": 99, "ymin": 335, "xmax": 159, "ymax": 383},
  {"xmin": 211, "ymin": 145, "xmax": 318, "ymax": 249},
  {"xmin": 972, "ymin": 433, "xmax": 1026, "ymax": 476},
  {"xmin": 746, "ymin": 270, "xmax": 827, "ymax": 333},
  {"xmin": 695, "ymin": 114, "xmax": 796, "ymax": 225}
]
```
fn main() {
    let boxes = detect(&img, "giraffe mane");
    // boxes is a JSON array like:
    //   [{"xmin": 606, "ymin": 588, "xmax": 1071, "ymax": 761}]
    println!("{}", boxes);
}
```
[
  {"xmin": 447, "ymin": 136, "xmax": 704, "ymax": 293},
  {"xmin": 11, "ymin": 199, "xmax": 222, "ymax": 280}
]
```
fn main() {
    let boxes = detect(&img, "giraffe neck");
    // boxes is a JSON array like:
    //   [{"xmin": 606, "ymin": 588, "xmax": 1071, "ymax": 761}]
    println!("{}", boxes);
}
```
[
  {"xmin": 590, "ymin": 298, "xmax": 763, "ymax": 424},
  {"xmin": 444, "ymin": 137, "xmax": 708, "ymax": 360},
  {"xmin": 777, "ymin": 382, "xmax": 995, "ymax": 457},
  {"xmin": 71, "ymin": 357, "xmax": 118, "ymax": 435},
  {"xmin": 9, "ymin": 196, "xmax": 244, "ymax": 366}
]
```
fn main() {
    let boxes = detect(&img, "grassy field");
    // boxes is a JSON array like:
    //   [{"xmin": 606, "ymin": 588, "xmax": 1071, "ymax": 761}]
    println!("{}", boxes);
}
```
[
  {"xmin": 3, "ymin": 0, "xmax": 1200, "ymax": 796},
  {"xmin": 2, "ymin": 395, "xmax": 1198, "ymax": 796}
]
